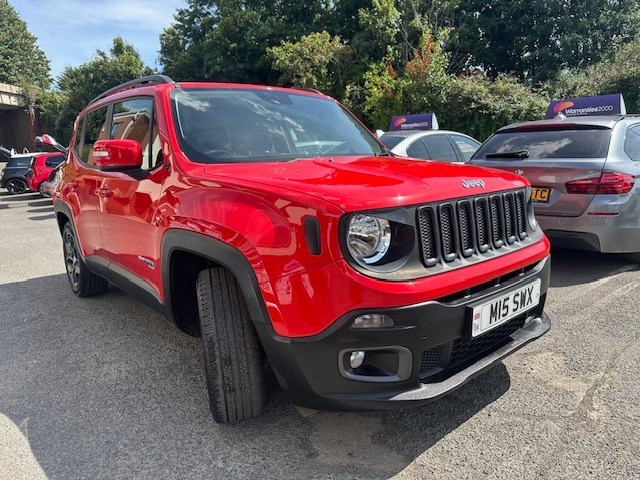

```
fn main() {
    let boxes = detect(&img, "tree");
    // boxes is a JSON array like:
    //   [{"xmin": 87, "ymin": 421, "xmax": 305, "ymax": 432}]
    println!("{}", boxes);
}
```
[
  {"xmin": 0, "ymin": 0, "xmax": 50, "ymax": 88},
  {"xmin": 40, "ymin": 38, "xmax": 153, "ymax": 144},
  {"xmin": 552, "ymin": 38, "xmax": 640, "ymax": 115},
  {"xmin": 449, "ymin": 0, "xmax": 640, "ymax": 83},
  {"xmin": 160, "ymin": 0, "xmax": 327, "ymax": 83}
]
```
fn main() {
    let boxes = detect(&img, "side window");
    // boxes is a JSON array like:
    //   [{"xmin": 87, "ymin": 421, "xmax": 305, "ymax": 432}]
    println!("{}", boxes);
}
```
[
  {"xmin": 45, "ymin": 155, "xmax": 65, "ymax": 167},
  {"xmin": 624, "ymin": 125, "xmax": 640, "ymax": 161},
  {"xmin": 422, "ymin": 135, "xmax": 459, "ymax": 162},
  {"xmin": 111, "ymin": 98, "xmax": 158, "ymax": 170},
  {"xmin": 406, "ymin": 139, "xmax": 431, "ymax": 159},
  {"xmin": 80, "ymin": 106, "xmax": 109, "ymax": 165},
  {"xmin": 450, "ymin": 135, "xmax": 481, "ymax": 161}
]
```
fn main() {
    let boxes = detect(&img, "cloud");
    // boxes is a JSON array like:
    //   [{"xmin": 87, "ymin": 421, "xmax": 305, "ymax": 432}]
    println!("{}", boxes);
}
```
[{"xmin": 11, "ymin": 0, "xmax": 186, "ymax": 78}]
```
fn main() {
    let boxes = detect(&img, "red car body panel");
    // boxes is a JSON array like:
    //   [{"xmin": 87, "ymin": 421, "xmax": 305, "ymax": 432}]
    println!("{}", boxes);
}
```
[
  {"xmin": 27, "ymin": 152, "xmax": 65, "ymax": 192},
  {"xmin": 55, "ymin": 81, "xmax": 551, "ymax": 339}
]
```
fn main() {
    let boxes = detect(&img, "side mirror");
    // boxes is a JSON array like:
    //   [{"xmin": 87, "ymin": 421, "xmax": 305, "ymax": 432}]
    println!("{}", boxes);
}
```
[{"xmin": 93, "ymin": 139, "xmax": 143, "ymax": 170}]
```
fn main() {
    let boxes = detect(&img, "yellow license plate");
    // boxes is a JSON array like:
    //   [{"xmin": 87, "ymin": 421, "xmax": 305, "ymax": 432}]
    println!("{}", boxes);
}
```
[{"xmin": 531, "ymin": 187, "xmax": 551, "ymax": 203}]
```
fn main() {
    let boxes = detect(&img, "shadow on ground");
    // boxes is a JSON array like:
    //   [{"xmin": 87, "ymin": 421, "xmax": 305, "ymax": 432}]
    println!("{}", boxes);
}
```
[
  {"xmin": 0, "ymin": 274, "xmax": 510, "ymax": 479},
  {"xmin": 549, "ymin": 247, "xmax": 637, "ymax": 288}
]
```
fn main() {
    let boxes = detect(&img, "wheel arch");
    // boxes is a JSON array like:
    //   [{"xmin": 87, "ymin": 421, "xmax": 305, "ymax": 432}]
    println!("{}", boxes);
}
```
[{"xmin": 161, "ymin": 229, "xmax": 271, "ymax": 336}]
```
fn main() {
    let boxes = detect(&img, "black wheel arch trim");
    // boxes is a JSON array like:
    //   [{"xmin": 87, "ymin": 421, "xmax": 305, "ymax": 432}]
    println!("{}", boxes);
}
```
[{"xmin": 161, "ymin": 229, "xmax": 271, "ymax": 328}]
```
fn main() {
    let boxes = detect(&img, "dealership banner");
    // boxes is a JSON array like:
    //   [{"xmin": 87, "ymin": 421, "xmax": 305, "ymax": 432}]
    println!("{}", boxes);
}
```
[
  {"xmin": 545, "ymin": 94, "xmax": 626, "ymax": 119},
  {"xmin": 389, "ymin": 113, "xmax": 439, "ymax": 131}
]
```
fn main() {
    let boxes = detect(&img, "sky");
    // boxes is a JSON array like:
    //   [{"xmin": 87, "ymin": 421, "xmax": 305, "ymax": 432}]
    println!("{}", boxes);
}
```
[{"xmin": 11, "ymin": 0, "xmax": 187, "ymax": 81}]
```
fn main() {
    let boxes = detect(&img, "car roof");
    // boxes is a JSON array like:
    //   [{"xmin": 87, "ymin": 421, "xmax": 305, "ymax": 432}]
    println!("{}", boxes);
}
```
[
  {"xmin": 496, "ymin": 115, "xmax": 640, "ymax": 133},
  {"xmin": 381, "ymin": 129, "xmax": 468, "ymax": 138}
]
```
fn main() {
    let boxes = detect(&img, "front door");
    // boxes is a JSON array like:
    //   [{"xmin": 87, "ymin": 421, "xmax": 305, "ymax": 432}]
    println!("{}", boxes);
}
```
[{"xmin": 97, "ymin": 97, "xmax": 167, "ymax": 295}]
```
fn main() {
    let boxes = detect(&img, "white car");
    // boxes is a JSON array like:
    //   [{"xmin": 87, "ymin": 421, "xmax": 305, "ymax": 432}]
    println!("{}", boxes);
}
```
[{"xmin": 379, "ymin": 130, "xmax": 481, "ymax": 163}]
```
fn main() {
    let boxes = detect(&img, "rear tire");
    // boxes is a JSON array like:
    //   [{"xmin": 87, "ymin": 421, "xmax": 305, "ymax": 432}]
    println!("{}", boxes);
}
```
[
  {"xmin": 196, "ymin": 267, "xmax": 267, "ymax": 423},
  {"xmin": 38, "ymin": 182, "xmax": 48, "ymax": 197},
  {"xmin": 6, "ymin": 179, "xmax": 27, "ymax": 195},
  {"xmin": 62, "ymin": 223, "xmax": 109, "ymax": 297}
]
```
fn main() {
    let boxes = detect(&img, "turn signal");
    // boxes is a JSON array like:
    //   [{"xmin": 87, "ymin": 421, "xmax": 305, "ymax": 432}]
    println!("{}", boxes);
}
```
[{"xmin": 565, "ymin": 172, "xmax": 634, "ymax": 195}]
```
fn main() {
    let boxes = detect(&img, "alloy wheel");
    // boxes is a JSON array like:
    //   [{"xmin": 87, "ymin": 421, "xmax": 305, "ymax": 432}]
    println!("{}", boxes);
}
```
[
  {"xmin": 6, "ymin": 179, "xmax": 26, "ymax": 195},
  {"xmin": 64, "ymin": 230, "xmax": 81, "ymax": 290}
]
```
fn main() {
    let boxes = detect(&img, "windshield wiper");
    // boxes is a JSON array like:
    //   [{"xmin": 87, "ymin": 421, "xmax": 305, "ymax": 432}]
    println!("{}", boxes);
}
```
[{"xmin": 484, "ymin": 150, "xmax": 529, "ymax": 159}]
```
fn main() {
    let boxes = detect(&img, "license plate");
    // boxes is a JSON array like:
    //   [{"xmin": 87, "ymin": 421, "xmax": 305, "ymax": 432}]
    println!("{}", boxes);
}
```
[
  {"xmin": 531, "ymin": 187, "xmax": 551, "ymax": 203},
  {"xmin": 471, "ymin": 280, "xmax": 541, "ymax": 337}
]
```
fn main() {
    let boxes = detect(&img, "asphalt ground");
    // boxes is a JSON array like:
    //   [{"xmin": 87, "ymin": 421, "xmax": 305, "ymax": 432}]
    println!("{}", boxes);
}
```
[{"xmin": 0, "ymin": 190, "xmax": 638, "ymax": 479}]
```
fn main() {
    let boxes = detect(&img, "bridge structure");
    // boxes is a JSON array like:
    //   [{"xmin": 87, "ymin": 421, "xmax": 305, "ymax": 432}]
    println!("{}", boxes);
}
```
[{"xmin": 0, "ymin": 83, "xmax": 36, "ymax": 152}]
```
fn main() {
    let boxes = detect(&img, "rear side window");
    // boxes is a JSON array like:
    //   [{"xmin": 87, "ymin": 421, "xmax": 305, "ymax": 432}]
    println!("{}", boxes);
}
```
[
  {"xmin": 44, "ymin": 155, "xmax": 65, "ymax": 167},
  {"xmin": 422, "ymin": 135, "xmax": 458, "ymax": 162},
  {"xmin": 406, "ymin": 139, "xmax": 431, "ymax": 159},
  {"xmin": 10, "ymin": 157, "xmax": 33, "ymax": 167},
  {"xmin": 379, "ymin": 135, "xmax": 405, "ymax": 150},
  {"xmin": 473, "ymin": 128, "xmax": 612, "ymax": 159},
  {"xmin": 111, "ymin": 98, "xmax": 159, "ymax": 170},
  {"xmin": 624, "ymin": 125, "xmax": 640, "ymax": 161},
  {"xmin": 79, "ymin": 106, "xmax": 109, "ymax": 165}
]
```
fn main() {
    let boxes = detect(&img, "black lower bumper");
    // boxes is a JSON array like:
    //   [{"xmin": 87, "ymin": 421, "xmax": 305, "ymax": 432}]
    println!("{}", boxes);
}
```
[{"xmin": 256, "ymin": 255, "xmax": 551, "ymax": 411}]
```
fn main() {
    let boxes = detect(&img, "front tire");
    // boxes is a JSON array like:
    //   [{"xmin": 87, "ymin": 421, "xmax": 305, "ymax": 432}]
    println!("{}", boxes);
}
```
[
  {"xmin": 62, "ymin": 223, "xmax": 109, "ymax": 297},
  {"xmin": 6, "ymin": 179, "xmax": 27, "ymax": 195},
  {"xmin": 196, "ymin": 267, "xmax": 267, "ymax": 423}
]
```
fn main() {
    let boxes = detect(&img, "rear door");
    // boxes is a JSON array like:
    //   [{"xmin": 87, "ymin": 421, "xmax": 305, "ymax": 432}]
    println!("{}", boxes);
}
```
[
  {"xmin": 470, "ymin": 126, "xmax": 612, "ymax": 217},
  {"xmin": 421, "ymin": 134, "xmax": 461, "ymax": 162}
]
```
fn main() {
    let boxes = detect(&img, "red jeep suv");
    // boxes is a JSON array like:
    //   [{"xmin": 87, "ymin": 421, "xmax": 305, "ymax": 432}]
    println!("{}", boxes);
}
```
[{"xmin": 53, "ymin": 76, "xmax": 551, "ymax": 423}]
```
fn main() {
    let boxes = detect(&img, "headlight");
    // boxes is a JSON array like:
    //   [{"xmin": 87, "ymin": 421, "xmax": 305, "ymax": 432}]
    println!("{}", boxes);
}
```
[
  {"xmin": 347, "ymin": 214, "xmax": 391, "ymax": 266},
  {"xmin": 525, "ymin": 186, "xmax": 538, "ymax": 231}
]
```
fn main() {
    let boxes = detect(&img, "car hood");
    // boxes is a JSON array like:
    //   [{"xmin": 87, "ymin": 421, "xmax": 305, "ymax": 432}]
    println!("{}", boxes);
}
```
[{"xmin": 204, "ymin": 156, "xmax": 528, "ymax": 212}]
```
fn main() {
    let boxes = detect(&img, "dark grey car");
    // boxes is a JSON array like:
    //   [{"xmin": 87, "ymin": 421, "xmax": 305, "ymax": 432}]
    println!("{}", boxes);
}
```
[
  {"xmin": 469, "ymin": 115, "xmax": 640, "ymax": 260},
  {"xmin": 0, "ymin": 154, "xmax": 34, "ymax": 194}
]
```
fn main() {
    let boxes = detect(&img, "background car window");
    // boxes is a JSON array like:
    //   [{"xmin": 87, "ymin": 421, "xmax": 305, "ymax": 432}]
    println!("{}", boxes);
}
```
[
  {"xmin": 406, "ymin": 138, "xmax": 431, "ymax": 159},
  {"xmin": 80, "ymin": 106, "xmax": 108, "ymax": 165},
  {"xmin": 379, "ymin": 134, "xmax": 405, "ymax": 150},
  {"xmin": 472, "ymin": 128, "xmax": 612, "ymax": 159},
  {"xmin": 624, "ymin": 125, "xmax": 640, "ymax": 160},
  {"xmin": 111, "ymin": 98, "xmax": 158, "ymax": 170},
  {"xmin": 44, "ymin": 155, "xmax": 65, "ymax": 167},
  {"xmin": 422, "ymin": 135, "xmax": 459, "ymax": 162},
  {"xmin": 450, "ymin": 135, "xmax": 480, "ymax": 161},
  {"xmin": 10, "ymin": 157, "xmax": 33, "ymax": 167}
]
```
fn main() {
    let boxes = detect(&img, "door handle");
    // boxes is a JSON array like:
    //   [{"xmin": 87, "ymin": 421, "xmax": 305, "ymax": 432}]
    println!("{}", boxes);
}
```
[{"xmin": 95, "ymin": 188, "xmax": 113, "ymax": 198}]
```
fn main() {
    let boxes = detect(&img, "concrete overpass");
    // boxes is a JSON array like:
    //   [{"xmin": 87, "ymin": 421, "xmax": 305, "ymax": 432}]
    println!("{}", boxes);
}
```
[{"xmin": 0, "ymin": 83, "xmax": 35, "ymax": 152}]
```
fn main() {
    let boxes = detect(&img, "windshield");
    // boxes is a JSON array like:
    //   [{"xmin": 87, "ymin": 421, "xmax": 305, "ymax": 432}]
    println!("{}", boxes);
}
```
[
  {"xmin": 171, "ymin": 88, "xmax": 384, "ymax": 163},
  {"xmin": 472, "ymin": 128, "xmax": 612, "ymax": 160}
]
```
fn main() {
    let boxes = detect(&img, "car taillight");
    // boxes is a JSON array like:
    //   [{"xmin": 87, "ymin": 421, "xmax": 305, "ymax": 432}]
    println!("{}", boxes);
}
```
[{"xmin": 566, "ymin": 172, "xmax": 634, "ymax": 195}]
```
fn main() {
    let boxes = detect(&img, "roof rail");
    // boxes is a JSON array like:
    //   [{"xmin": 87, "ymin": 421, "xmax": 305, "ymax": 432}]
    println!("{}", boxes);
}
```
[
  {"xmin": 88, "ymin": 75, "xmax": 175, "ymax": 106},
  {"xmin": 295, "ymin": 87, "xmax": 323, "ymax": 95}
]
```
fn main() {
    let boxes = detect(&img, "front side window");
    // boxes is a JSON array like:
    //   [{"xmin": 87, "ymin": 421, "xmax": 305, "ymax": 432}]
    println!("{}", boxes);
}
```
[
  {"xmin": 406, "ymin": 139, "xmax": 431, "ymax": 159},
  {"xmin": 171, "ymin": 88, "xmax": 384, "ymax": 163},
  {"xmin": 472, "ymin": 128, "xmax": 612, "ymax": 160},
  {"xmin": 79, "ymin": 106, "xmax": 109, "ymax": 165},
  {"xmin": 451, "ymin": 135, "xmax": 480, "ymax": 161},
  {"xmin": 110, "ymin": 98, "xmax": 159, "ymax": 170}
]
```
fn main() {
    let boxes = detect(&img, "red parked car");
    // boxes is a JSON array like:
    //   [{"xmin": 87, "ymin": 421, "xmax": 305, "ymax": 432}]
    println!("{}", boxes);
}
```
[
  {"xmin": 52, "ymin": 76, "xmax": 551, "ymax": 423},
  {"xmin": 26, "ymin": 152, "xmax": 66, "ymax": 196}
]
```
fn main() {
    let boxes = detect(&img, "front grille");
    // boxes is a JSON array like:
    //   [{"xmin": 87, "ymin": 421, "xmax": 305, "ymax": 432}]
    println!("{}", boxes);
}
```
[
  {"xmin": 417, "ymin": 190, "xmax": 529, "ymax": 268},
  {"xmin": 419, "ymin": 314, "xmax": 526, "ymax": 378}
]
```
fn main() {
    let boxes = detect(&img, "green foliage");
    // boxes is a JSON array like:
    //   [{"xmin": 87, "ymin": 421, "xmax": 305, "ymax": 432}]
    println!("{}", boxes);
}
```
[
  {"xmin": 40, "ymin": 38, "xmax": 153, "ymax": 144},
  {"xmin": 0, "ymin": 0, "xmax": 50, "ymax": 89},
  {"xmin": 356, "ymin": 31, "xmax": 546, "ymax": 140},
  {"xmin": 268, "ymin": 32, "xmax": 348, "ymax": 95},
  {"xmin": 449, "ymin": 0, "xmax": 640, "ymax": 83},
  {"xmin": 552, "ymin": 38, "xmax": 640, "ymax": 114}
]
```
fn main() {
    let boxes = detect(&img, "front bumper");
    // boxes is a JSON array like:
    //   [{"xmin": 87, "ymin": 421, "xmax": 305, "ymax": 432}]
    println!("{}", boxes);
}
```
[{"xmin": 257, "ymin": 255, "xmax": 551, "ymax": 411}]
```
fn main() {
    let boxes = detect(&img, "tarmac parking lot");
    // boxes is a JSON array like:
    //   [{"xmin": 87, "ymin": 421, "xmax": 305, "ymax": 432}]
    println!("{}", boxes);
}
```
[{"xmin": 0, "ymin": 190, "xmax": 639, "ymax": 480}]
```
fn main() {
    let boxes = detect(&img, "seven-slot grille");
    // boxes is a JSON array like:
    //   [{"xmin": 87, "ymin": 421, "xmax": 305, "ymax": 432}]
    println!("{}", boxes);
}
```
[{"xmin": 417, "ymin": 190, "xmax": 528, "ymax": 267}]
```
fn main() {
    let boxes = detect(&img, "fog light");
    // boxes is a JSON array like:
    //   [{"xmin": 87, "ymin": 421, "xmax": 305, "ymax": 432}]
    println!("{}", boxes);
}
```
[
  {"xmin": 352, "ymin": 314, "xmax": 394, "ymax": 329},
  {"xmin": 349, "ymin": 351, "xmax": 365, "ymax": 369}
]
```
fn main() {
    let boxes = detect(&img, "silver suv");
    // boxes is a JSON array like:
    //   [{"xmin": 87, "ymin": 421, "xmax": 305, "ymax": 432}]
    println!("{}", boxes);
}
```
[{"xmin": 469, "ymin": 115, "xmax": 640, "ymax": 261}]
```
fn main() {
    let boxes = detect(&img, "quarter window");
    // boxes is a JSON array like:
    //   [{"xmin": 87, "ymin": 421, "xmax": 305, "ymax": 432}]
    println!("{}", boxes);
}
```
[{"xmin": 624, "ymin": 125, "xmax": 640, "ymax": 161}]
